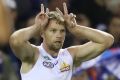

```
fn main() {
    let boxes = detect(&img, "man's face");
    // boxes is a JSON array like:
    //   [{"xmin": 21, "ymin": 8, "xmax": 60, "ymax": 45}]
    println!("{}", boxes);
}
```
[{"xmin": 42, "ymin": 20, "xmax": 66, "ymax": 51}]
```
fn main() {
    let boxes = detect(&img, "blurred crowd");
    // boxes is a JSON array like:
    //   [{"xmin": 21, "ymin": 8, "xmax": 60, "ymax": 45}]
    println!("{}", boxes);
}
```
[{"xmin": 0, "ymin": 0, "xmax": 120, "ymax": 80}]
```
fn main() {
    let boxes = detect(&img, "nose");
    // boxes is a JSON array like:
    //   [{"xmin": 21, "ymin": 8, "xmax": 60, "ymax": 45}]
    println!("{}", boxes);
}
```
[{"xmin": 56, "ymin": 32, "xmax": 62, "ymax": 38}]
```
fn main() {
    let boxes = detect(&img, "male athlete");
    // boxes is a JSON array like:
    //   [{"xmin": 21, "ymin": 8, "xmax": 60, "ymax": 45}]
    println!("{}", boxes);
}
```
[{"xmin": 9, "ymin": 3, "xmax": 114, "ymax": 80}]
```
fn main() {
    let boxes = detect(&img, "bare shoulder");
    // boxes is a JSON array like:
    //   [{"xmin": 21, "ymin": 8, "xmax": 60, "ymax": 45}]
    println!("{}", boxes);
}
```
[
  {"xmin": 31, "ymin": 44, "xmax": 40, "ymax": 59},
  {"xmin": 67, "ymin": 44, "xmax": 83, "ymax": 58},
  {"xmin": 27, "ymin": 44, "xmax": 40, "ymax": 63},
  {"xmin": 21, "ymin": 44, "xmax": 40, "ymax": 73}
]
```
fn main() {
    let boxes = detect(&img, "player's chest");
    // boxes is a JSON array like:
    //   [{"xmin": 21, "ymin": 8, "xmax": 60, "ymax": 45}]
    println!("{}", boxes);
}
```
[{"xmin": 39, "ymin": 58, "xmax": 72, "ymax": 75}]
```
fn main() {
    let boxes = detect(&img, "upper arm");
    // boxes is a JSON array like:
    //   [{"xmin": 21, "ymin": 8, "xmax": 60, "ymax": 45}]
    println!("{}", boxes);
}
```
[
  {"xmin": 9, "ymin": 35, "xmax": 38, "ymax": 63},
  {"xmin": 67, "ymin": 41, "xmax": 110, "ymax": 62}
]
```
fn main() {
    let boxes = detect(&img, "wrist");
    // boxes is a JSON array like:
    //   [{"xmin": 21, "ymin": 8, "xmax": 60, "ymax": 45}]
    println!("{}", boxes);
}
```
[
  {"xmin": 31, "ymin": 24, "xmax": 42, "ymax": 35},
  {"xmin": 66, "ymin": 23, "xmax": 77, "ymax": 30}
]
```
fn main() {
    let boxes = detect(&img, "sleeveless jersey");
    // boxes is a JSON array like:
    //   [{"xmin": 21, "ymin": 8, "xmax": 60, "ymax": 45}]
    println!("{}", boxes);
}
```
[{"xmin": 21, "ymin": 44, "xmax": 73, "ymax": 80}]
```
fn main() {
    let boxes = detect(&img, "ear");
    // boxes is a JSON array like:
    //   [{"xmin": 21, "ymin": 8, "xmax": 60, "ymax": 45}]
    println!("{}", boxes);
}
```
[
  {"xmin": 41, "ymin": 32, "xmax": 45, "ymax": 38},
  {"xmin": 41, "ymin": 33, "xmax": 43, "ymax": 38}
]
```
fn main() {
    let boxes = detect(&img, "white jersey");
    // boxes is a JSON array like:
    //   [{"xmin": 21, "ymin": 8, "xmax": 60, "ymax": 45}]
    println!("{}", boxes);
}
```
[{"xmin": 21, "ymin": 44, "xmax": 73, "ymax": 80}]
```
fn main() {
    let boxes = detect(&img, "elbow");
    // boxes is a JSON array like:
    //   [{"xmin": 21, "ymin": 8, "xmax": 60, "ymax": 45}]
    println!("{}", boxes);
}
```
[
  {"xmin": 9, "ymin": 34, "xmax": 17, "ymax": 46},
  {"xmin": 9, "ymin": 34, "xmax": 21, "ymax": 47},
  {"xmin": 104, "ymin": 34, "xmax": 114, "ymax": 48}
]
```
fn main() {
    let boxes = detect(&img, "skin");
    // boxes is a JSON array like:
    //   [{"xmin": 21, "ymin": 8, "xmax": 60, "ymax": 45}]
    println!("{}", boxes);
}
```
[
  {"xmin": 9, "ymin": 3, "xmax": 114, "ymax": 73},
  {"xmin": 42, "ymin": 20, "xmax": 66, "ymax": 56}
]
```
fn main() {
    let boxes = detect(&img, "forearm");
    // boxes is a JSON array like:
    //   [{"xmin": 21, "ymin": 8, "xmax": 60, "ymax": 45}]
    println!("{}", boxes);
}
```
[
  {"xmin": 68, "ymin": 25, "xmax": 114, "ymax": 46},
  {"xmin": 10, "ymin": 25, "xmax": 41, "ymax": 43}
]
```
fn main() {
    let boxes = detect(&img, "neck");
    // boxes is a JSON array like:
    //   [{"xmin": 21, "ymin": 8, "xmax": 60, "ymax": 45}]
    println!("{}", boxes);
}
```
[{"xmin": 42, "ymin": 43, "xmax": 59, "ymax": 57}]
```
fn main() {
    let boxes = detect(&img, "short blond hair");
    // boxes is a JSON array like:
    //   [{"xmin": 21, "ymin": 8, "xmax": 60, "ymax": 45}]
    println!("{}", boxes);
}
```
[{"xmin": 48, "ymin": 11, "xmax": 65, "ymax": 25}]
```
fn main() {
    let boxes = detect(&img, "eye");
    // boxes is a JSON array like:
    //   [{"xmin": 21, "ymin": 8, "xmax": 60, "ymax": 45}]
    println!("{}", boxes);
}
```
[
  {"xmin": 50, "ymin": 29, "xmax": 56, "ymax": 33},
  {"xmin": 60, "ymin": 29, "xmax": 65, "ymax": 33}
]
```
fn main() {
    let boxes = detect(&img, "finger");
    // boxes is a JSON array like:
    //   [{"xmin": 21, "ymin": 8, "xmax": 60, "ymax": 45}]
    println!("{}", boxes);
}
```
[
  {"xmin": 70, "ymin": 13, "xmax": 77, "ymax": 24},
  {"xmin": 73, "ymin": 18, "xmax": 77, "ymax": 25},
  {"xmin": 70, "ymin": 13, "xmax": 76, "ymax": 19},
  {"xmin": 73, "ymin": 14, "xmax": 76, "ymax": 18},
  {"xmin": 70, "ymin": 13, "xmax": 73, "ymax": 16},
  {"xmin": 41, "ymin": 4, "xmax": 44, "ymax": 13},
  {"xmin": 56, "ymin": 7, "xmax": 63, "ymax": 16},
  {"xmin": 73, "ymin": 14, "xmax": 76, "ymax": 23},
  {"xmin": 73, "ymin": 14, "xmax": 77, "ymax": 24},
  {"xmin": 63, "ymin": 2, "xmax": 68, "ymax": 15},
  {"xmin": 46, "ymin": 8, "xmax": 49, "ymax": 14},
  {"xmin": 70, "ymin": 13, "xmax": 74, "ymax": 19}
]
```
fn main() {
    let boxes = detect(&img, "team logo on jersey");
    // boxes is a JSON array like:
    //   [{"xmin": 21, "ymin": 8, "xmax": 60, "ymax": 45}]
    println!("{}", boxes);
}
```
[
  {"xmin": 43, "ymin": 56, "xmax": 51, "ymax": 60},
  {"xmin": 60, "ymin": 62, "xmax": 70, "ymax": 72},
  {"xmin": 43, "ymin": 61, "xmax": 54, "ymax": 68}
]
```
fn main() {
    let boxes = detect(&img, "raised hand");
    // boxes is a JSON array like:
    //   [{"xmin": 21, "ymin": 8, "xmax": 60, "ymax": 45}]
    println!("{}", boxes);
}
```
[
  {"xmin": 35, "ymin": 4, "xmax": 49, "ymax": 31},
  {"xmin": 56, "ymin": 3, "xmax": 77, "ymax": 29}
]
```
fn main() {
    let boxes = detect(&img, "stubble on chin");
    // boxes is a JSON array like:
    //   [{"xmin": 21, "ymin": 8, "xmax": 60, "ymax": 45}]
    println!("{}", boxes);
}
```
[{"xmin": 49, "ymin": 42, "xmax": 63, "ymax": 51}]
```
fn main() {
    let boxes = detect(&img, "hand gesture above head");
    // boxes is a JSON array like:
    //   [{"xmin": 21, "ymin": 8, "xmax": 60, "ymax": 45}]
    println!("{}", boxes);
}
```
[
  {"xmin": 56, "ymin": 2, "xmax": 77, "ymax": 29},
  {"xmin": 35, "ymin": 4, "xmax": 49, "ymax": 30}
]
